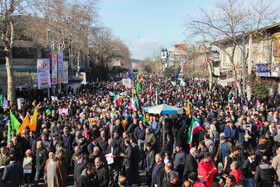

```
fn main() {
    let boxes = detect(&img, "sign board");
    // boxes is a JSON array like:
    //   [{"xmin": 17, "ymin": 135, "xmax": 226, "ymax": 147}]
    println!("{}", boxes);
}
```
[
  {"xmin": 272, "ymin": 33, "xmax": 280, "ymax": 77},
  {"xmin": 58, "ymin": 108, "xmax": 68, "ymax": 115},
  {"xmin": 37, "ymin": 58, "xmax": 51, "ymax": 89},
  {"xmin": 51, "ymin": 52, "xmax": 57, "ymax": 84},
  {"xmin": 57, "ymin": 51, "xmax": 63, "ymax": 83},
  {"xmin": 88, "ymin": 118, "xmax": 98, "ymax": 125},
  {"xmin": 122, "ymin": 78, "xmax": 133, "ymax": 88},
  {"xmin": 256, "ymin": 64, "xmax": 271, "ymax": 77},
  {"xmin": 63, "ymin": 61, "xmax": 68, "ymax": 84}
]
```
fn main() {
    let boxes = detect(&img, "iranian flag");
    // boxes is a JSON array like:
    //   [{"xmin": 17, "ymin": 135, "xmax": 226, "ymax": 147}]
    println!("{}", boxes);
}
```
[
  {"xmin": 187, "ymin": 118, "xmax": 202, "ymax": 148},
  {"xmin": 129, "ymin": 94, "xmax": 139, "ymax": 112},
  {"xmin": 110, "ymin": 111, "xmax": 115, "ymax": 119},
  {"xmin": 148, "ymin": 84, "xmax": 153, "ymax": 96},
  {"xmin": 113, "ymin": 93, "xmax": 121, "ymax": 106},
  {"xmin": 0, "ymin": 93, "xmax": 8, "ymax": 108},
  {"xmin": 150, "ymin": 74, "xmax": 153, "ymax": 81}
]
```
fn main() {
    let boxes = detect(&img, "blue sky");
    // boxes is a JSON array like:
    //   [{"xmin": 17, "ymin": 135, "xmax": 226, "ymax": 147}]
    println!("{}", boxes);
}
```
[{"xmin": 98, "ymin": 0, "xmax": 218, "ymax": 60}]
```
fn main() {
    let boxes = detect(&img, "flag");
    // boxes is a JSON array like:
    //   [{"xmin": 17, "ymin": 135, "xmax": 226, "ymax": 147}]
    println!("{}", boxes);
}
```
[
  {"xmin": 148, "ymin": 84, "xmax": 153, "ymax": 96},
  {"xmin": 110, "ymin": 111, "xmax": 115, "ymax": 119},
  {"xmin": 30, "ymin": 107, "xmax": 37, "ymax": 132},
  {"xmin": 19, "ymin": 115, "xmax": 30, "ymax": 137},
  {"xmin": 256, "ymin": 99, "xmax": 263, "ymax": 111},
  {"xmin": 150, "ymin": 74, "xmax": 153, "ymax": 81},
  {"xmin": 187, "ymin": 118, "xmax": 202, "ymax": 148},
  {"xmin": 10, "ymin": 110, "xmax": 21, "ymax": 134},
  {"xmin": 186, "ymin": 102, "xmax": 191, "ymax": 115},
  {"xmin": 0, "ymin": 93, "xmax": 8, "ymax": 108},
  {"xmin": 136, "ymin": 82, "xmax": 141, "ymax": 94},
  {"xmin": 129, "ymin": 94, "xmax": 139, "ymax": 112},
  {"xmin": 204, "ymin": 56, "xmax": 210, "ymax": 63},
  {"xmin": 113, "ymin": 93, "xmax": 121, "ymax": 106},
  {"xmin": 7, "ymin": 121, "xmax": 11, "ymax": 142}
]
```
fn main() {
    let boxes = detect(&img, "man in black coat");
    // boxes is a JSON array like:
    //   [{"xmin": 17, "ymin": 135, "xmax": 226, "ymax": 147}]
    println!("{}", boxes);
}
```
[
  {"xmin": 242, "ymin": 151, "xmax": 257, "ymax": 187},
  {"xmin": 1, "ymin": 153, "xmax": 23, "ymax": 187},
  {"xmin": 74, "ymin": 149, "xmax": 88, "ymax": 186},
  {"xmin": 34, "ymin": 141, "xmax": 48, "ymax": 187},
  {"xmin": 106, "ymin": 139, "xmax": 121, "ymax": 185},
  {"xmin": 145, "ymin": 143, "xmax": 155, "ymax": 186},
  {"xmin": 183, "ymin": 147, "xmax": 198, "ymax": 180},
  {"xmin": 255, "ymin": 156, "xmax": 276, "ymax": 187},
  {"xmin": 77, "ymin": 164, "xmax": 99, "ymax": 187},
  {"xmin": 95, "ymin": 156, "xmax": 109, "ymax": 187},
  {"xmin": 120, "ymin": 138, "xmax": 134, "ymax": 185},
  {"xmin": 151, "ymin": 153, "xmax": 165, "ymax": 187}
]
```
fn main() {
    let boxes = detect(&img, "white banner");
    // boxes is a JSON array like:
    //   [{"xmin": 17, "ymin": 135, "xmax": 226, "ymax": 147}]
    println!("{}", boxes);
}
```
[
  {"xmin": 37, "ymin": 58, "xmax": 51, "ymax": 89},
  {"xmin": 122, "ymin": 78, "xmax": 133, "ymax": 88},
  {"xmin": 51, "ymin": 52, "xmax": 57, "ymax": 84},
  {"xmin": 63, "ymin": 61, "xmax": 68, "ymax": 84}
]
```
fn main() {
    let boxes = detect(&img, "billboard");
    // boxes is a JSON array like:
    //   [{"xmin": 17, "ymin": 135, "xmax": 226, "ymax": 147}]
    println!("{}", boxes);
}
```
[
  {"xmin": 272, "ymin": 33, "xmax": 280, "ymax": 77},
  {"xmin": 256, "ymin": 64, "xmax": 271, "ymax": 77},
  {"xmin": 37, "ymin": 58, "xmax": 51, "ymax": 89},
  {"xmin": 63, "ymin": 61, "xmax": 68, "ymax": 84},
  {"xmin": 51, "ymin": 52, "xmax": 57, "ymax": 84},
  {"xmin": 57, "ymin": 51, "xmax": 63, "ymax": 83}
]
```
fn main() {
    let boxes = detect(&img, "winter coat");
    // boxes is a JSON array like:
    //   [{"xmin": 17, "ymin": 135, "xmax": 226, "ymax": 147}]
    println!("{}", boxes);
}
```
[
  {"xmin": 197, "ymin": 159, "xmax": 217, "ymax": 187},
  {"xmin": 255, "ymin": 163, "xmax": 275, "ymax": 187},
  {"xmin": 272, "ymin": 154, "xmax": 280, "ymax": 182}
]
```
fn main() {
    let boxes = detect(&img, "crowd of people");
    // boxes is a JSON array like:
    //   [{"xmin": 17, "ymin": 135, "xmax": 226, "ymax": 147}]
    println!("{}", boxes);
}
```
[{"xmin": 0, "ymin": 73, "xmax": 280, "ymax": 187}]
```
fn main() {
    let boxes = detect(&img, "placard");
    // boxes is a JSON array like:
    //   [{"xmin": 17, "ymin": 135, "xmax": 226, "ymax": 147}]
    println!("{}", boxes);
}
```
[
  {"xmin": 23, "ymin": 157, "xmax": 32, "ymax": 174},
  {"xmin": 58, "ymin": 108, "xmax": 68, "ymax": 115},
  {"xmin": 122, "ymin": 78, "xmax": 133, "ymax": 88}
]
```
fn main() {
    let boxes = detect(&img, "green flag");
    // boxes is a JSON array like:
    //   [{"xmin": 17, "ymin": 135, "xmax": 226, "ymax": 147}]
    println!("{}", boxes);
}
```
[
  {"xmin": 136, "ymin": 82, "xmax": 141, "ymax": 94},
  {"xmin": 0, "ymin": 93, "xmax": 3, "ymax": 107},
  {"xmin": 10, "ymin": 110, "xmax": 21, "ymax": 134},
  {"xmin": 7, "ymin": 121, "xmax": 11, "ymax": 142}
]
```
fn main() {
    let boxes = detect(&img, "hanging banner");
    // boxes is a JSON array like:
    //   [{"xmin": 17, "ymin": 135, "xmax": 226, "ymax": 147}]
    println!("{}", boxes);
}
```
[
  {"xmin": 63, "ymin": 61, "xmax": 68, "ymax": 84},
  {"xmin": 37, "ymin": 58, "xmax": 51, "ymax": 89},
  {"xmin": 57, "ymin": 51, "xmax": 63, "ymax": 83},
  {"xmin": 51, "ymin": 52, "xmax": 57, "ymax": 84},
  {"xmin": 272, "ymin": 33, "xmax": 280, "ymax": 77}
]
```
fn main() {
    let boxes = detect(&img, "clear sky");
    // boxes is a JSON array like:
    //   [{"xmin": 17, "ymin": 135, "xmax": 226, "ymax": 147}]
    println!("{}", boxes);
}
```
[{"xmin": 98, "ymin": 0, "xmax": 217, "ymax": 60}]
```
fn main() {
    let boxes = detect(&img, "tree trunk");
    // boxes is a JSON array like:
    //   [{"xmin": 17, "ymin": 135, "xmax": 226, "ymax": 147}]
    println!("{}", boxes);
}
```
[
  {"xmin": 207, "ymin": 61, "xmax": 213, "ymax": 90},
  {"xmin": 5, "ymin": 50, "xmax": 15, "ymax": 106},
  {"xmin": 76, "ymin": 51, "xmax": 80, "ymax": 76},
  {"xmin": 233, "ymin": 70, "xmax": 242, "ymax": 95},
  {"xmin": 246, "ymin": 34, "xmax": 253, "ymax": 101}
]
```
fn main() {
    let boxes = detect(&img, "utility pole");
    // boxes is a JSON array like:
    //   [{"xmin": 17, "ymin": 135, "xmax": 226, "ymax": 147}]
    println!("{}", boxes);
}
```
[{"xmin": 46, "ymin": 29, "xmax": 51, "ymax": 100}]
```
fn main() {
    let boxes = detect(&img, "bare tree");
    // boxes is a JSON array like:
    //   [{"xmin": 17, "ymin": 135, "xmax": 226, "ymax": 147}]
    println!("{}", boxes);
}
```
[
  {"xmin": 27, "ymin": 0, "xmax": 99, "ymax": 74},
  {"xmin": 185, "ymin": 0, "xmax": 279, "ymax": 96},
  {"xmin": 0, "ymin": 0, "xmax": 26, "ymax": 105}
]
